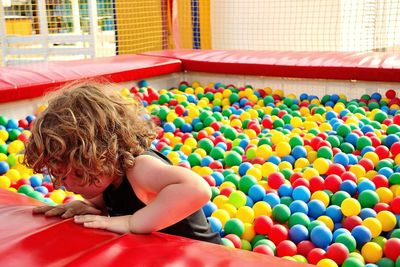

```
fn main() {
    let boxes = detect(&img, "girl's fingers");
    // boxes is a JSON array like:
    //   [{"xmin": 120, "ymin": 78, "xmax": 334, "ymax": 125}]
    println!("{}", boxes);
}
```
[
  {"xmin": 32, "ymin": 205, "xmax": 54, "ymax": 214},
  {"xmin": 44, "ymin": 207, "xmax": 67, "ymax": 217}
]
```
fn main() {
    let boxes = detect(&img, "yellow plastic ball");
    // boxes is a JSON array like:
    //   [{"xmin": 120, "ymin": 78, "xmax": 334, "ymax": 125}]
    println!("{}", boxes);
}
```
[
  {"xmin": 311, "ymin": 191, "xmax": 330, "ymax": 207},
  {"xmin": 236, "ymin": 206, "xmax": 255, "ymax": 224},
  {"xmin": 376, "ymin": 187, "xmax": 393, "ymax": 204},
  {"xmin": 221, "ymin": 203, "xmax": 237, "ymax": 218},
  {"xmin": 341, "ymin": 198, "xmax": 361, "ymax": 217},
  {"xmin": 376, "ymin": 210, "xmax": 397, "ymax": 231},
  {"xmin": 256, "ymin": 145, "xmax": 272, "ymax": 160},
  {"xmin": 252, "ymin": 201, "xmax": 272, "ymax": 217},
  {"xmin": 317, "ymin": 215, "xmax": 334, "ymax": 231},
  {"xmin": 303, "ymin": 167, "xmax": 319, "ymax": 180},
  {"xmin": 361, "ymin": 242, "xmax": 382, "ymax": 263},
  {"xmin": 349, "ymin": 165, "xmax": 366, "ymax": 179},
  {"xmin": 362, "ymin": 218, "xmax": 382, "ymax": 238},
  {"xmin": 5, "ymin": 169, "xmax": 20, "ymax": 183},
  {"xmin": 0, "ymin": 130, "xmax": 8, "ymax": 142},
  {"xmin": 211, "ymin": 209, "xmax": 230, "ymax": 227},
  {"xmin": 311, "ymin": 156, "xmax": 327, "ymax": 173},
  {"xmin": 275, "ymin": 142, "xmax": 291, "ymax": 157},
  {"xmin": 261, "ymin": 162, "xmax": 278, "ymax": 177},
  {"xmin": 241, "ymin": 222, "xmax": 256, "ymax": 241},
  {"xmin": 317, "ymin": 258, "xmax": 338, "ymax": 267},
  {"xmin": 212, "ymin": 195, "xmax": 229, "ymax": 208},
  {"xmin": 0, "ymin": 175, "xmax": 11, "ymax": 188}
]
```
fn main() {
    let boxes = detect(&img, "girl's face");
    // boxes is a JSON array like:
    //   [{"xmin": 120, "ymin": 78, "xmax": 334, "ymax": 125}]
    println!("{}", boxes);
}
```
[{"xmin": 53, "ymin": 168, "xmax": 114, "ymax": 199}]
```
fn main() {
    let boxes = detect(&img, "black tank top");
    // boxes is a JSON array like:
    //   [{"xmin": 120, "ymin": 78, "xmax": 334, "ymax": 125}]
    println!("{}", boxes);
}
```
[{"xmin": 102, "ymin": 149, "xmax": 222, "ymax": 245}]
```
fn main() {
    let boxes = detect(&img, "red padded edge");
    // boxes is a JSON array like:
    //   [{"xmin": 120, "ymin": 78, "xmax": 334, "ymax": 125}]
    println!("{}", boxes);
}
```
[
  {"xmin": 142, "ymin": 49, "xmax": 400, "ymax": 82},
  {"xmin": 0, "ymin": 55, "xmax": 182, "ymax": 103},
  {"xmin": 0, "ymin": 189, "xmax": 312, "ymax": 267}
]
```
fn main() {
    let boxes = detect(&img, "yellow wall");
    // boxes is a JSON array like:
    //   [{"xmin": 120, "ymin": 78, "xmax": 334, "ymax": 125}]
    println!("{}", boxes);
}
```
[
  {"xmin": 6, "ymin": 18, "xmax": 33, "ymax": 35},
  {"xmin": 115, "ymin": 0, "xmax": 164, "ymax": 54}
]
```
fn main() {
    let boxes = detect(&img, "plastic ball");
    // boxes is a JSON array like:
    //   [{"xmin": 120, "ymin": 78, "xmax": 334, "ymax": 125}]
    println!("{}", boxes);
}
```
[
  {"xmin": 362, "ymin": 242, "xmax": 383, "ymax": 263},
  {"xmin": 335, "ymin": 233, "xmax": 357, "ymax": 253},
  {"xmin": 351, "ymin": 225, "xmax": 372, "ymax": 246},
  {"xmin": 325, "ymin": 243, "xmax": 349, "ymax": 265},
  {"xmin": 272, "ymin": 204, "xmax": 291, "ymax": 223},
  {"xmin": 224, "ymin": 218, "xmax": 245, "ymax": 237},
  {"xmin": 289, "ymin": 224, "xmax": 309, "ymax": 244},
  {"xmin": 228, "ymin": 191, "xmax": 247, "ymax": 208},
  {"xmin": 383, "ymin": 238, "xmax": 400, "ymax": 261},
  {"xmin": 341, "ymin": 198, "xmax": 361, "ymax": 217},
  {"xmin": 310, "ymin": 225, "xmax": 333, "ymax": 248},
  {"xmin": 317, "ymin": 258, "xmax": 338, "ymax": 267},
  {"xmin": 268, "ymin": 224, "xmax": 289, "ymax": 245},
  {"xmin": 376, "ymin": 211, "xmax": 397, "ymax": 232},
  {"xmin": 276, "ymin": 240, "xmax": 297, "ymax": 257}
]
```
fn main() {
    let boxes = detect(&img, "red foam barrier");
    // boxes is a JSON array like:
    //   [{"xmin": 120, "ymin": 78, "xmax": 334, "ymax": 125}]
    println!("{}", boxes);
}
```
[
  {"xmin": 0, "ymin": 189, "xmax": 312, "ymax": 267},
  {"xmin": 142, "ymin": 49, "xmax": 400, "ymax": 82},
  {"xmin": 0, "ymin": 55, "xmax": 182, "ymax": 103}
]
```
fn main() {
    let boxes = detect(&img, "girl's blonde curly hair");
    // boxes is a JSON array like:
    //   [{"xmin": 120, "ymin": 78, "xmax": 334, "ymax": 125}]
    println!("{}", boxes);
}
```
[{"xmin": 23, "ymin": 80, "xmax": 157, "ymax": 186}]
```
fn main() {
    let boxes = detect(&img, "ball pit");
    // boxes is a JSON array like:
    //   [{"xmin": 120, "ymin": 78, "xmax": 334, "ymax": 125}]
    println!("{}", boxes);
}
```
[{"xmin": 3, "ymin": 80, "xmax": 400, "ymax": 266}]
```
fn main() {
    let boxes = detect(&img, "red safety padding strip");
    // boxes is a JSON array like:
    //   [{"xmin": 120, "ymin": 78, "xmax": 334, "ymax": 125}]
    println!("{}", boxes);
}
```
[
  {"xmin": 0, "ymin": 189, "xmax": 312, "ymax": 267},
  {"xmin": 142, "ymin": 49, "xmax": 400, "ymax": 82},
  {"xmin": 0, "ymin": 55, "xmax": 182, "ymax": 103}
]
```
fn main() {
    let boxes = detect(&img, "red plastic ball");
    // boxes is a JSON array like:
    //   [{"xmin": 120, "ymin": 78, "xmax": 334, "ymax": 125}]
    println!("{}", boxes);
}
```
[
  {"xmin": 326, "ymin": 164, "xmax": 346, "ymax": 176},
  {"xmin": 220, "ymin": 187, "xmax": 235, "ymax": 197},
  {"xmin": 307, "ymin": 248, "xmax": 326, "ymax": 265},
  {"xmin": 324, "ymin": 174, "xmax": 342, "ymax": 193},
  {"xmin": 371, "ymin": 175, "xmax": 389, "ymax": 188},
  {"xmin": 340, "ymin": 171, "xmax": 357, "ymax": 183},
  {"xmin": 325, "ymin": 243, "xmax": 349, "ymax": 265},
  {"xmin": 253, "ymin": 216, "xmax": 274, "ymax": 235},
  {"xmin": 390, "ymin": 196, "xmax": 400, "ymax": 214},
  {"xmin": 224, "ymin": 234, "xmax": 242, "ymax": 249},
  {"xmin": 253, "ymin": 244, "xmax": 275, "ymax": 256},
  {"xmin": 309, "ymin": 176, "xmax": 325, "ymax": 192},
  {"xmin": 393, "ymin": 114, "xmax": 400, "ymax": 125},
  {"xmin": 374, "ymin": 202, "xmax": 391, "ymax": 213},
  {"xmin": 268, "ymin": 224, "xmax": 288, "ymax": 245},
  {"xmin": 358, "ymin": 158, "xmax": 374, "ymax": 172},
  {"xmin": 276, "ymin": 240, "xmax": 297, "ymax": 257},
  {"xmin": 342, "ymin": 215, "xmax": 363, "ymax": 231},
  {"xmin": 391, "ymin": 142, "xmax": 400, "ymax": 157},
  {"xmin": 297, "ymin": 240, "xmax": 316, "ymax": 257},
  {"xmin": 267, "ymin": 172, "xmax": 286, "ymax": 190},
  {"xmin": 384, "ymin": 238, "xmax": 400, "ymax": 261},
  {"xmin": 202, "ymin": 175, "xmax": 216, "ymax": 187},
  {"xmin": 292, "ymin": 178, "xmax": 310, "ymax": 189},
  {"xmin": 386, "ymin": 89, "xmax": 397, "ymax": 99},
  {"xmin": 375, "ymin": 145, "xmax": 390, "ymax": 159}
]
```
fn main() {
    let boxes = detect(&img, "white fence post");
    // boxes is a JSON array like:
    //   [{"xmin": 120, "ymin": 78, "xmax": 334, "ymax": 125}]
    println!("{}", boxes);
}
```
[
  {"xmin": 88, "ymin": 0, "xmax": 98, "ymax": 58},
  {"xmin": 71, "ymin": 0, "xmax": 82, "ymax": 34},
  {"xmin": 0, "ymin": 0, "xmax": 7, "ymax": 66},
  {"xmin": 37, "ymin": 0, "xmax": 49, "ymax": 60}
]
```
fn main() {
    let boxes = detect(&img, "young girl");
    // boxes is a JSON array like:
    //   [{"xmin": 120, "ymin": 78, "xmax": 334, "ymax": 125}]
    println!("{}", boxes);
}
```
[{"xmin": 24, "ymin": 81, "xmax": 222, "ymax": 244}]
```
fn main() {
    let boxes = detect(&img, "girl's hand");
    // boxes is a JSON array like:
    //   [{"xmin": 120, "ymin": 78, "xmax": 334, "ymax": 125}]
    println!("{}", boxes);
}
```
[
  {"xmin": 74, "ymin": 214, "xmax": 131, "ymax": 234},
  {"xmin": 32, "ymin": 200, "xmax": 102, "ymax": 218}
]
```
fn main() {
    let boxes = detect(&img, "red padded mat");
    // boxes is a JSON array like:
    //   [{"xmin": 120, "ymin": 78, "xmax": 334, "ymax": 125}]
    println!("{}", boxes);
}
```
[
  {"xmin": 0, "ymin": 189, "xmax": 312, "ymax": 267},
  {"xmin": 142, "ymin": 49, "xmax": 400, "ymax": 82}
]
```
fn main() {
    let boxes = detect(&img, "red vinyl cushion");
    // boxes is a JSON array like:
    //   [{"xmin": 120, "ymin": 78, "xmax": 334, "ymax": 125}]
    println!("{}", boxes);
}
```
[
  {"xmin": 0, "ymin": 55, "xmax": 182, "ymax": 103},
  {"xmin": 0, "ymin": 189, "xmax": 312, "ymax": 267},
  {"xmin": 142, "ymin": 49, "xmax": 400, "ymax": 82}
]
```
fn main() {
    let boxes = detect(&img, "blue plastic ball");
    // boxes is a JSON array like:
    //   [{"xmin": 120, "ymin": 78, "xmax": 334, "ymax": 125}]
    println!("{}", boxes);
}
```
[
  {"xmin": 289, "ymin": 200, "xmax": 309, "ymax": 214},
  {"xmin": 0, "ymin": 161, "xmax": 9, "ymax": 175},
  {"xmin": 202, "ymin": 201, "xmax": 217, "ymax": 217},
  {"xmin": 289, "ymin": 224, "xmax": 309, "ymax": 244},
  {"xmin": 248, "ymin": 184, "xmax": 266, "ymax": 202},
  {"xmin": 310, "ymin": 225, "xmax": 333, "ymax": 248},
  {"xmin": 29, "ymin": 176, "xmax": 42, "ymax": 187},
  {"xmin": 263, "ymin": 193, "xmax": 281, "ymax": 208},
  {"xmin": 325, "ymin": 205, "xmax": 343, "ymax": 223},
  {"xmin": 208, "ymin": 217, "xmax": 222, "ymax": 233},
  {"xmin": 292, "ymin": 186, "xmax": 311, "ymax": 202},
  {"xmin": 351, "ymin": 225, "xmax": 372, "ymax": 246},
  {"xmin": 308, "ymin": 199, "xmax": 326, "ymax": 219}
]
